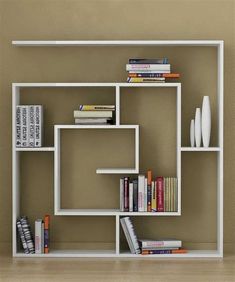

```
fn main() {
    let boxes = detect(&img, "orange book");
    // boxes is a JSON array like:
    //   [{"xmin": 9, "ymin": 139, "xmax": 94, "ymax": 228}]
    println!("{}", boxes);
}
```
[
  {"xmin": 44, "ymin": 215, "xmax": 50, "ymax": 254},
  {"xmin": 128, "ymin": 73, "xmax": 180, "ymax": 78},
  {"xmin": 147, "ymin": 170, "xmax": 152, "ymax": 212}
]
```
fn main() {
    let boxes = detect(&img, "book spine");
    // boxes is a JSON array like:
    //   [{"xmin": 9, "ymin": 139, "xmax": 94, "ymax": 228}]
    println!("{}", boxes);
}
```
[
  {"xmin": 29, "ymin": 106, "xmax": 35, "ymax": 147},
  {"xmin": 138, "ymin": 175, "xmax": 145, "ymax": 212},
  {"xmin": 128, "ymin": 70, "xmax": 171, "ymax": 74},
  {"xmin": 133, "ymin": 180, "xmax": 138, "ymax": 212},
  {"xmin": 142, "ymin": 249, "xmax": 187, "ymax": 255},
  {"xmin": 15, "ymin": 106, "xmax": 22, "ymax": 147},
  {"xmin": 120, "ymin": 178, "xmax": 124, "ymax": 212},
  {"xmin": 124, "ymin": 217, "xmax": 141, "ymax": 254},
  {"xmin": 120, "ymin": 218, "xmax": 135, "ymax": 254},
  {"xmin": 175, "ymin": 178, "xmax": 178, "ymax": 212},
  {"xmin": 21, "ymin": 106, "xmax": 29, "ymax": 147},
  {"xmin": 144, "ymin": 178, "xmax": 147, "ymax": 212},
  {"xmin": 124, "ymin": 177, "xmax": 129, "ymax": 212},
  {"xmin": 157, "ymin": 177, "xmax": 164, "ymax": 212},
  {"xmin": 126, "ymin": 64, "xmax": 171, "ymax": 71},
  {"xmin": 20, "ymin": 216, "xmax": 35, "ymax": 254},
  {"xmin": 129, "ymin": 182, "xmax": 133, "ymax": 212},
  {"xmin": 44, "ymin": 215, "xmax": 50, "ymax": 254},
  {"xmin": 79, "ymin": 105, "xmax": 115, "ymax": 111},
  {"xmin": 147, "ymin": 170, "xmax": 152, "ymax": 212},
  {"xmin": 127, "ymin": 77, "xmax": 165, "ymax": 83},
  {"xmin": 35, "ymin": 220, "xmax": 44, "ymax": 254},
  {"xmin": 128, "ymin": 73, "xmax": 180, "ymax": 78},
  {"xmin": 16, "ymin": 219, "xmax": 29, "ymax": 254},
  {"xmin": 151, "ymin": 181, "xmax": 157, "ymax": 212},
  {"xmin": 35, "ymin": 105, "xmax": 43, "ymax": 147},
  {"xmin": 128, "ymin": 58, "xmax": 168, "ymax": 64}
]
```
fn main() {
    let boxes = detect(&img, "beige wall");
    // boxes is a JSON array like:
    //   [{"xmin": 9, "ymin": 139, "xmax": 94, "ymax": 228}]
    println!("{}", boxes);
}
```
[{"xmin": 0, "ymin": 0, "xmax": 234, "ymax": 253}]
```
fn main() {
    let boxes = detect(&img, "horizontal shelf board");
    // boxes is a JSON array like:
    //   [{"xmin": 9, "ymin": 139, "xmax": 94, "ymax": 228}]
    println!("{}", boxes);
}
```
[
  {"xmin": 14, "ymin": 249, "xmax": 221, "ymax": 258},
  {"xmin": 96, "ymin": 168, "xmax": 138, "ymax": 174},
  {"xmin": 15, "ymin": 147, "xmax": 55, "ymax": 152},
  {"xmin": 181, "ymin": 147, "xmax": 221, "ymax": 152},
  {"xmin": 55, "ymin": 124, "xmax": 138, "ymax": 129},
  {"xmin": 13, "ymin": 82, "xmax": 180, "ymax": 88},
  {"xmin": 12, "ymin": 40, "xmax": 223, "ymax": 47},
  {"xmin": 56, "ymin": 209, "xmax": 180, "ymax": 216}
]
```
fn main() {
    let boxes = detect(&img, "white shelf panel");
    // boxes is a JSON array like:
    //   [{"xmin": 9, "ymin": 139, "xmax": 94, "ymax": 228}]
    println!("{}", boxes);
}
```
[
  {"xmin": 55, "ymin": 124, "xmax": 138, "ymax": 129},
  {"xmin": 56, "ymin": 209, "xmax": 180, "ymax": 216},
  {"xmin": 96, "ymin": 168, "xmax": 138, "ymax": 174},
  {"xmin": 14, "ymin": 249, "xmax": 221, "ymax": 258},
  {"xmin": 15, "ymin": 147, "xmax": 55, "ymax": 152},
  {"xmin": 181, "ymin": 147, "xmax": 220, "ymax": 152},
  {"xmin": 12, "ymin": 40, "xmax": 223, "ymax": 47}
]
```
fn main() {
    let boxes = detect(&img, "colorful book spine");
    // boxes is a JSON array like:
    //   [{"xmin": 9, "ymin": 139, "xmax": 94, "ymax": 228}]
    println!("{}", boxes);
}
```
[
  {"xmin": 138, "ymin": 175, "xmax": 145, "ymax": 212},
  {"xmin": 120, "ymin": 178, "xmax": 124, "ymax": 212},
  {"xmin": 16, "ymin": 218, "xmax": 29, "ymax": 254},
  {"xmin": 127, "ymin": 77, "xmax": 165, "ymax": 83},
  {"xmin": 128, "ymin": 73, "xmax": 180, "ymax": 78},
  {"xmin": 133, "ymin": 179, "xmax": 138, "ymax": 212},
  {"xmin": 44, "ymin": 215, "xmax": 50, "ymax": 254},
  {"xmin": 147, "ymin": 170, "xmax": 152, "ymax": 212},
  {"xmin": 142, "ymin": 249, "xmax": 187, "ymax": 255},
  {"xmin": 124, "ymin": 177, "xmax": 129, "ymax": 212},
  {"xmin": 79, "ymin": 105, "xmax": 115, "ymax": 111},
  {"xmin": 126, "ymin": 64, "xmax": 171, "ymax": 71},
  {"xmin": 35, "ymin": 219, "xmax": 44, "ymax": 254},
  {"xmin": 21, "ymin": 106, "xmax": 29, "ymax": 147},
  {"xmin": 15, "ymin": 106, "xmax": 22, "ymax": 147},
  {"xmin": 151, "ymin": 181, "xmax": 157, "ymax": 212},
  {"xmin": 29, "ymin": 106, "xmax": 35, "ymax": 147},
  {"xmin": 20, "ymin": 216, "xmax": 35, "ymax": 254},
  {"xmin": 129, "ymin": 70, "xmax": 171, "ymax": 74},
  {"xmin": 157, "ymin": 177, "xmax": 164, "ymax": 212},
  {"xmin": 129, "ymin": 182, "xmax": 133, "ymax": 212},
  {"xmin": 35, "ymin": 105, "xmax": 43, "ymax": 147}
]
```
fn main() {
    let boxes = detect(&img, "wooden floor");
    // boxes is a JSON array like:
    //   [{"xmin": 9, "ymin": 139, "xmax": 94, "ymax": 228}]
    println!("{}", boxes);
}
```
[{"xmin": 0, "ymin": 251, "xmax": 235, "ymax": 282}]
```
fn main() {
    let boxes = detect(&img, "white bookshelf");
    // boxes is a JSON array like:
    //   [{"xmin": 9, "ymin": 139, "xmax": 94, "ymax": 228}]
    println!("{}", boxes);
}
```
[{"xmin": 12, "ymin": 40, "xmax": 223, "ymax": 258}]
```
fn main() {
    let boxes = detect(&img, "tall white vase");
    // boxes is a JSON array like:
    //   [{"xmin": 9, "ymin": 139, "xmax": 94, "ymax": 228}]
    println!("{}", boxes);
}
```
[
  {"xmin": 201, "ymin": 96, "xmax": 211, "ymax": 147},
  {"xmin": 190, "ymin": 119, "xmax": 195, "ymax": 147},
  {"xmin": 195, "ymin": 108, "xmax": 201, "ymax": 147}
]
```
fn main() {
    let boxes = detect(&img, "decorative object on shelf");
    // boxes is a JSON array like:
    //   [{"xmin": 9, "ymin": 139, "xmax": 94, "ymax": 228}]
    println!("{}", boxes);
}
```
[
  {"xmin": 190, "ymin": 119, "xmax": 195, "ymax": 147},
  {"xmin": 194, "ymin": 108, "xmax": 201, "ymax": 147},
  {"xmin": 201, "ymin": 96, "xmax": 211, "ymax": 147}
]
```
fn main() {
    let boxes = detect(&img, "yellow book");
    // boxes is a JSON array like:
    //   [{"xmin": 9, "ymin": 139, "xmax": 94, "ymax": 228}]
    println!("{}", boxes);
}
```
[
  {"xmin": 151, "ymin": 181, "xmax": 157, "ymax": 212},
  {"xmin": 79, "ymin": 105, "xmax": 115, "ymax": 111}
]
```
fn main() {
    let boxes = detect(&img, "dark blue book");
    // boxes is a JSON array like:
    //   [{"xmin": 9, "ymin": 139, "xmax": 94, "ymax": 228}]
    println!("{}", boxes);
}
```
[
  {"xmin": 133, "ymin": 179, "xmax": 138, "ymax": 212},
  {"xmin": 128, "ymin": 58, "xmax": 168, "ymax": 64}
]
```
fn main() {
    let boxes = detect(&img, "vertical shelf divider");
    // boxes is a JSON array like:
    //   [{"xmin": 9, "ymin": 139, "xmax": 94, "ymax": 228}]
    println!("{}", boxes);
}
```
[
  {"xmin": 115, "ymin": 215, "xmax": 120, "ymax": 254},
  {"xmin": 115, "ymin": 86, "xmax": 120, "ymax": 125}
]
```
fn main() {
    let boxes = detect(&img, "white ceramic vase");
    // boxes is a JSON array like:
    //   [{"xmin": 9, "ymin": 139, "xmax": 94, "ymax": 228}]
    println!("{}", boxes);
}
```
[
  {"xmin": 201, "ymin": 96, "xmax": 211, "ymax": 147},
  {"xmin": 190, "ymin": 119, "xmax": 195, "ymax": 147},
  {"xmin": 195, "ymin": 108, "xmax": 201, "ymax": 147}
]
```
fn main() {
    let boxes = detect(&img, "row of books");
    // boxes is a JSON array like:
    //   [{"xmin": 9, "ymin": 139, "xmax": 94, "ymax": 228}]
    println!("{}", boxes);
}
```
[
  {"xmin": 17, "ymin": 215, "xmax": 50, "ymax": 254},
  {"xmin": 120, "ymin": 171, "xmax": 178, "ymax": 212},
  {"xmin": 73, "ymin": 105, "xmax": 115, "ymax": 125},
  {"xmin": 126, "ymin": 58, "xmax": 180, "ymax": 83},
  {"xmin": 121, "ymin": 217, "xmax": 186, "ymax": 255},
  {"xmin": 15, "ymin": 105, "xmax": 43, "ymax": 147}
]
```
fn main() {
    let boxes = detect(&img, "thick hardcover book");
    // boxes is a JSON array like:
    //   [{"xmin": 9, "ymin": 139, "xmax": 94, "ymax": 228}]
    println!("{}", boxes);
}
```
[
  {"xmin": 44, "ymin": 215, "xmax": 50, "ymax": 254},
  {"xmin": 151, "ymin": 181, "xmax": 157, "ymax": 212},
  {"xmin": 124, "ymin": 177, "xmax": 129, "ymax": 212},
  {"xmin": 16, "ymin": 106, "xmax": 22, "ymax": 147},
  {"xmin": 121, "ymin": 217, "xmax": 140, "ymax": 254},
  {"xmin": 35, "ymin": 219, "xmax": 44, "ymax": 254},
  {"xmin": 29, "ymin": 106, "xmax": 35, "ymax": 147},
  {"xmin": 129, "ymin": 182, "xmax": 133, "ymax": 212},
  {"xmin": 35, "ymin": 105, "xmax": 43, "ymax": 147},
  {"xmin": 79, "ymin": 105, "xmax": 115, "ymax": 111},
  {"xmin": 74, "ymin": 111, "xmax": 113, "ymax": 118},
  {"xmin": 139, "ymin": 239, "xmax": 182, "ymax": 249},
  {"xmin": 133, "ymin": 179, "xmax": 138, "ymax": 212},
  {"xmin": 126, "ymin": 64, "xmax": 171, "ymax": 71},
  {"xmin": 127, "ymin": 77, "xmax": 165, "ymax": 83},
  {"xmin": 156, "ymin": 177, "xmax": 164, "ymax": 212},
  {"xmin": 144, "ymin": 178, "xmax": 147, "ymax": 212},
  {"xmin": 147, "ymin": 170, "xmax": 152, "ymax": 212},
  {"xmin": 128, "ymin": 58, "xmax": 168, "ymax": 64},
  {"xmin": 138, "ymin": 175, "xmax": 145, "ymax": 212},
  {"xmin": 21, "ymin": 106, "xmax": 29, "ymax": 147},
  {"xmin": 142, "ymin": 249, "xmax": 186, "ymax": 255},
  {"xmin": 120, "ymin": 178, "xmax": 124, "ymax": 212},
  {"xmin": 20, "ymin": 216, "xmax": 35, "ymax": 254},
  {"xmin": 128, "ymin": 73, "xmax": 180, "ymax": 78},
  {"xmin": 16, "ymin": 219, "xmax": 29, "ymax": 254},
  {"xmin": 120, "ymin": 218, "xmax": 135, "ymax": 253}
]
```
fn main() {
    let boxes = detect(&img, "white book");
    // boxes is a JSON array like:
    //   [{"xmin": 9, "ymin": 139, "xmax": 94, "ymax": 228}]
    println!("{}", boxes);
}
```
[
  {"xmin": 126, "ymin": 64, "xmax": 171, "ymax": 71},
  {"xmin": 74, "ymin": 111, "xmax": 113, "ymax": 118},
  {"xmin": 120, "ymin": 218, "xmax": 135, "ymax": 254},
  {"xmin": 35, "ymin": 219, "xmax": 44, "ymax": 254},
  {"xmin": 138, "ymin": 175, "xmax": 145, "ymax": 212},
  {"xmin": 144, "ymin": 178, "xmax": 147, "ymax": 212},
  {"xmin": 21, "ymin": 106, "xmax": 29, "ymax": 147},
  {"xmin": 75, "ymin": 118, "xmax": 111, "ymax": 124},
  {"xmin": 129, "ymin": 182, "xmax": 133, "ymax": 212},
  {"xmin": 35, "ymin": 105, "xmax": 43, "ymax": 147},
  {"xmin": 29, "ymin": 106, "xmax": 35, "ymax": 147},
  {"xmin": 15, "ymin": 106, "xmax": 22, "ymax": 147},
  {"xmin": 128, "ymin": 70, "xmax": 171, "ymax": 74},
  {"xmin": 124, "ymin": 217, "xmax": 140, "ymax": 254},
  {"xmin": 120, "ymin": 178, "xmax": 124, "ymax": 212}
]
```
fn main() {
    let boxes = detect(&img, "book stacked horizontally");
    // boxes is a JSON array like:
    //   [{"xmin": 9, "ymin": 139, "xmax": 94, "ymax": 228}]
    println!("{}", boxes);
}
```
[
  {"xmin": 74, "ymin": 105, "xmax": 115, "ymax": 125},
  {"xmin": 126, "ymin": 58, "xmax": 180, "ymax": 83},
  {"xmin": 139, "ymin": 239, "xmax": 186, "ymax": 255}
]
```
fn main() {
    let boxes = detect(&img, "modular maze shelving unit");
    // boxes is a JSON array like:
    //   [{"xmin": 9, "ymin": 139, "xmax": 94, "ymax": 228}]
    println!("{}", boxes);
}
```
[{"xmin": 12, "ymin": 40, "xmax": 223, "ymax": 258}]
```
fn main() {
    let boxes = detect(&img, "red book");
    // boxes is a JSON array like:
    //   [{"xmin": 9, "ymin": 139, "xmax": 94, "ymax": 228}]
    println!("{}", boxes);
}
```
[
  {"xmin": 156, "ymin": 177, "xmax": 164, "ymax": 212},
  {"xmin": 124, "ymin": 177, "xmax": 129, "ymax": 212}
]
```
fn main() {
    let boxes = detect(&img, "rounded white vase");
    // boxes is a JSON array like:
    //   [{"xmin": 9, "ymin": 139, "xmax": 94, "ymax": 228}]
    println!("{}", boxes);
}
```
[
  {"xmin": 195, "ymin": 108, "xmax": 201, "ymax": 147},
  {"xmin": 201, "ymin": 96, "xmax": 211, "ymax": 147},
  {"xmin": 190, "ymin": 119, "xmax": 195, "ymax": 147}
]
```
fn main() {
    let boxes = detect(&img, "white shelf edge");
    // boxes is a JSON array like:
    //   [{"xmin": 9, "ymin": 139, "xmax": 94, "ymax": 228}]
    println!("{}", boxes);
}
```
[
  {"xmin": 15, "ymin": 147, "xmax": 55, "ymax": 152},
  {"xmin": 12, "ymin": 40, "xmax": 224, "ymax": 47},
  {"xmin": 54, "ymin": 124, "xmax": 138, "ymax": 129},
  {"xmin": 96, "ymin": 168, "xmax": 139, "ymax": 174},
  {"xmin": 181, "ymin": 147, "xmax": 220, "ymax": 152}
]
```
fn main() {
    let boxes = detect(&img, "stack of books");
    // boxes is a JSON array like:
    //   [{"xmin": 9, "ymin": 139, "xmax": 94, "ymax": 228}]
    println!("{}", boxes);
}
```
[
  {"xmin": 121, "ymin": 217, "xmax": 186, "ymax": 255},
  {"xmin": 15, "ymin": 105, "xmax": 43, "ymax": 147},
  {"xmin": 73, "ymin": 105, "xmax": 115, "ymax": 125},
  {"xmin": 126, "ymin": 58, "xmax": 180, "ymax": 83},
  {"xmin": 120, "ymin": 170, "xmax": 178, "ymax": 212},
  {"xmin": 17, "ymin": 215, "xmax": 50, "ymax": 254}
]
